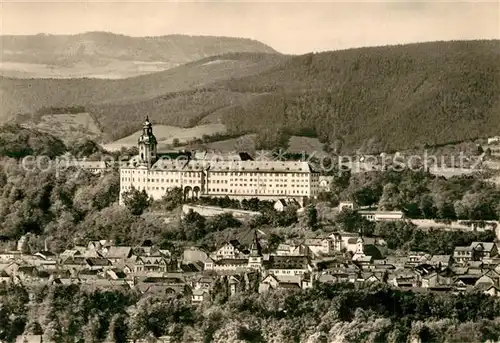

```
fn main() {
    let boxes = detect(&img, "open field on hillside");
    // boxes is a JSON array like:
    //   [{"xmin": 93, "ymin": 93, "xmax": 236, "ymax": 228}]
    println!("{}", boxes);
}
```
[
  {"xmin": 0, "ymin": 61, "xmax": 177, "ymax": 79},
  {"xmin": 287, "ymin": 136, "xmax": 325, "ymax": 154},
  {"xmin": 200, "ymin": 135, "xmax": 325, "ymax": 154},
  {"xmin": 0, "ymin": 32, "xmax": 277, "ymax": 79},
  {"xmin": 103, "ymin": 123, "xmax": 227, "ymax": 151},
  {"xmin": 428, "ymin": 167, "xmax": 479, "ymax": 178},
  {"xmin": 203, "ymin": 134, "xmax": 258, "ymax": 152}
]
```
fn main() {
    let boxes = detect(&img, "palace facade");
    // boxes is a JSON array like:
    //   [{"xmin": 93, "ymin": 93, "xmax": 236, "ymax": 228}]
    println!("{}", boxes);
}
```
[{"xmin": 119, "ymin": 119, "xmax": 320, "ymax": 205}]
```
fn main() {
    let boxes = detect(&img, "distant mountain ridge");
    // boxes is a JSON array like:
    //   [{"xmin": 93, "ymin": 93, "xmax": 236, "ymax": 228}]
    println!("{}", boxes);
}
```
[{"xmin": 0, "ymin": 31, "xmax": 279, "ymax": 78}]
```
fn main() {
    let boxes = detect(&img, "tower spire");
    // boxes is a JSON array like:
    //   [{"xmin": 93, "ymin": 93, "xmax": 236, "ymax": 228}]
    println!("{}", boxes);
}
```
[
  {"xmin": 250, "ymin": 229, "xmax": 261, "ymax": 257},
  {"xmin": 138, "ymin": 118, "xmax": 157, "ymax": 166}
]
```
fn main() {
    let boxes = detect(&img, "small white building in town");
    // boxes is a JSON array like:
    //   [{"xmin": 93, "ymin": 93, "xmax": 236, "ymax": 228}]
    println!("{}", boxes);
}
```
[
  {"xmin": 359, "ymin": 210, "xmax": 404, "ymax": 222},
  {"xmin": 214, "ymin": 241, "xmax": 245, "ymax": 260},
  {"xmin": 274, "ymin": 198, "xmax": 301, "ymax": 212},
  {"xmin": 488, "ymin": 136, "xmax": 500, "ymax": 145},
  {"xmin": 304, "ymin": 238, "xmax": 334, "ymax": 257},
  {"xmin": 319, "ymin": 176, "xmax": 334, "ymax": 192},
  {"xmin": 338, "ymin": 201, "xmax": 356, "ymax": 211},
  {"xmin": 328, "ymin": 231, "xmax": 386, "ymax": 254}
]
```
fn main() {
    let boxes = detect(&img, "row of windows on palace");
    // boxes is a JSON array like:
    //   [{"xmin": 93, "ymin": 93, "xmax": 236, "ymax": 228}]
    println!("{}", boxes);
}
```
[
  {"xmin": 120, "ymin": 185, "xmax": 315, "ymax": 195},
  {"xmin": 121, "ymin": 180, "xmax": 311, "ymax": 189},
  {"xmin": 121, "ymin": 170, "xmax": 313, "ymax": 178},
  {"xmin": 121, "ymin": 177, "xmax": 312, "ymax": 184}
]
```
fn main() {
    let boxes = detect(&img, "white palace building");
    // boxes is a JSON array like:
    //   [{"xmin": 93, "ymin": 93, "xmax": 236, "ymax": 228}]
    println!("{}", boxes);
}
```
[{"xmin": 119, "ymin": 118, "xmax": 320, "ymax": 205}]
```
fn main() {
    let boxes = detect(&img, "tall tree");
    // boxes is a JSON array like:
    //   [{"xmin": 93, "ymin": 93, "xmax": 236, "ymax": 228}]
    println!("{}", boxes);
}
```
[
  {"xmin": 107, "ymin": 314, "xmax": 128, "ymax": 343},
  {"xmin": 82, "ymin": 314, "xmax": 102, "ymax": 343},
  {"xmin": 306, "ymin": 205, "xmax": 319, "ymax": 230},
  {"xmin": 123, "ymin": 188, "xmax": 152, "ymax": 216}
]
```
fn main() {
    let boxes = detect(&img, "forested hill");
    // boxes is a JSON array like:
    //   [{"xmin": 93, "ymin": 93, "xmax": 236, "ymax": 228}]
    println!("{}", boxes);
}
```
[
  {"xmin": 0, "ymin": 32, "xmax": 278, "ymax": 78},
  {"xmin": 0, "ymin": 125, "xmax": 67, "ymax": 158},
  {"xmin": 0, "ymin": 32, "xmax": 277, "ymax": 63},
  {"xmin": 4, "ymin": 40, "xmax": 500, "ymax": 152},
  {"xmin": 218, "ymin": 40, "xmax": 500, "ymax": 152}
]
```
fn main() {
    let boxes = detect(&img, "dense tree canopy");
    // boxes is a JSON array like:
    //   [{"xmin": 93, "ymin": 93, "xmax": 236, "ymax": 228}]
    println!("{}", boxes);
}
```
[
  {"xmin": 328, "ymin": 169, "xmax": 500, "ymax": 220},
  {"xmin": 0, "ymin": 125, "xmax": 66, "ymax": 158},
  {"xmin": 3, "ymin": 282, "xmax": 500, "ymax": 343}
]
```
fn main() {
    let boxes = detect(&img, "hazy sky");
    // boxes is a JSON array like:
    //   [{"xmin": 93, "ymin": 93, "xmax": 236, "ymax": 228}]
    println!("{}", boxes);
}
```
[{"xmin": 1, "ymin": 0, "xmax": 498, "ymax": 54}]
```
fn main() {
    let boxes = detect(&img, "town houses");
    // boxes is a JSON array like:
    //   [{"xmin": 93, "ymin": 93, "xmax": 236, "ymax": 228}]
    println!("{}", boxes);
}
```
[{"xmin": 2, "ymin": 229, "xmax": 500, "ymax": 306}]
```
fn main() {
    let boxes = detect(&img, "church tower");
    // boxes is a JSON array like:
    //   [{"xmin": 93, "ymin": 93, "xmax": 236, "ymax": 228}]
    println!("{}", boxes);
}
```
[
  {"xmin": 355, "ymin": 227, "xmax": 364, "ymax": 255},
  {"xmin": 138, "ymin": 117, "xmax": 157, "ymax": 166},
  {"xmin": 248, "ymin": 230, "xmax": 263, "ymax": 270},
  {"xmin": 352, "ymin": 227, "xmax": 366, "ymax": 261}
]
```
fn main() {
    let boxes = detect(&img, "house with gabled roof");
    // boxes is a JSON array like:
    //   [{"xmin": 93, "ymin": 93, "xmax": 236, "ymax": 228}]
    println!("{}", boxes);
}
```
[
  {"xmin": 3, "ymin": 261, "xmax": 21, "ymax": 275},
  {"xmin": 203, "ymin": 257, "xmax": 215, "ymax": 271},
  {"xmin": 104, "ymin": 245, "xmax": 132, "ymax": 260},
  {"xmin": 265, "ymin": 255, "xmax": 313, "ymax": 276},
  {"xmin": 85, "ymin": 257, "xmax": 112, "ymax": 270},
  {"xmin": 194, "ymin": 276, "xmax": 216, "ymax": 291},
  {"xmin": 454, "ymin": 242, "xmax": 498, "ymax": 265},
  {"xmin": 0, "ymin": 251, "xmax": 22, "ymax": 262},
  {"xmin": 274, "ymin": 243, "xmax": 295, "ymax": 256},
  {"xmin": 259, "ymin": 274, "xmax": 295, "ymax": 293},
  {"xmin": 21, "ymin": 254, "xmax": 57, "ymax": 270},
  {"xmin": 315, "ymin": 257, "xmax": 349, "ymax": 271},
  {"xmin": 33, "ymin": 251, "xmax": 57, "ymax": 261},
  {"xmin": 304, "ymin": 238, "xmax": 334, "ymax": 257},
  {"xmin": 191, "ymin": 288, "xmax": 209, "ymax": 304},
  {"xmin": 454, "ymin": 246, "xmax": 473, "ymax": 265},
  {"xmin": 358, "ymin": 272, "xmax": 382, "ymax": 284},
  {"xmin": 421, "ymin": 272, "xmax": 439, "ymax": 288},
  {"xmin": 15, "ymin": 266, "xmax": 45, "ymax": 282},
  {"xmin": 136, "ymin": 282, "xmax": 189, "ymax": 296},
  {"xmin": 274, "ymin": 198, "xmax": 300, "ymax": 212},
  {"xmin": 470, "ymin": 242, "xmax": 498, "ymax": 260},
  {"xmin": 453, "ymin": 278, "xmax": 469, "ymax": 293},
  {"xmin": 61, "ymin": 257, "xmax": 111, "ymax": 271},
  {"xmin": 106, "ymin": 269, "xmax": 128, "ymax": 280},
  {"xmin": 214, "ymin": 241, "xmax": 245, "ymax": 260},
  {"xmin": 87, "ymin": 240, "xmax": 112, "ymax": 252},
  {"xmin": 429, "ymin": 255, "xmax": 452, "ymax": 270},
  {"xmin": 134, "ymin": 256, "xmax": 171, "ymax": 274},
  {"xmin": 391, "ymin": 269, "xmax": 421, "ymax": 288},
  {"xmin": 228, "ymin": 275, "xmax": 242, "ymax": 295},
  {"xmin": 132, "ymin": 275, "xmax": 189, "ymax": 295},
  {"xmin": 406, "ymin": 251, "xmax": 431, "ymax": 266},
  {"xmin": 259, "ymin": 272, "xmax": 313, "ymax": 293},
  {"xmin": 76, "ymin": 269, "xmax": 100, "ymax": 281},
  {"xmin": 60, "ymin": 249, "xmax": 82, "ymax": 260},
  {"xmin": 179, "ymin": 261, "xmax": 204, "ymax": 274},
  {"xmin": 289, "ymin": 244, "xmax": 310, "ymax": 258},
  {"xmin": 0, "ymin": 270, "xmax": 11, "ymax": 283},
  {"xmin": 207, "ymin": 258, "xmax": 249, "ymax": 272},
  {"xmin": 104, "ymin": 246, "xmax": 133, "ymax": 264},
  {"xmin": 475, "ymin": 283, "xmax": 500, "ymax": 297}
]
